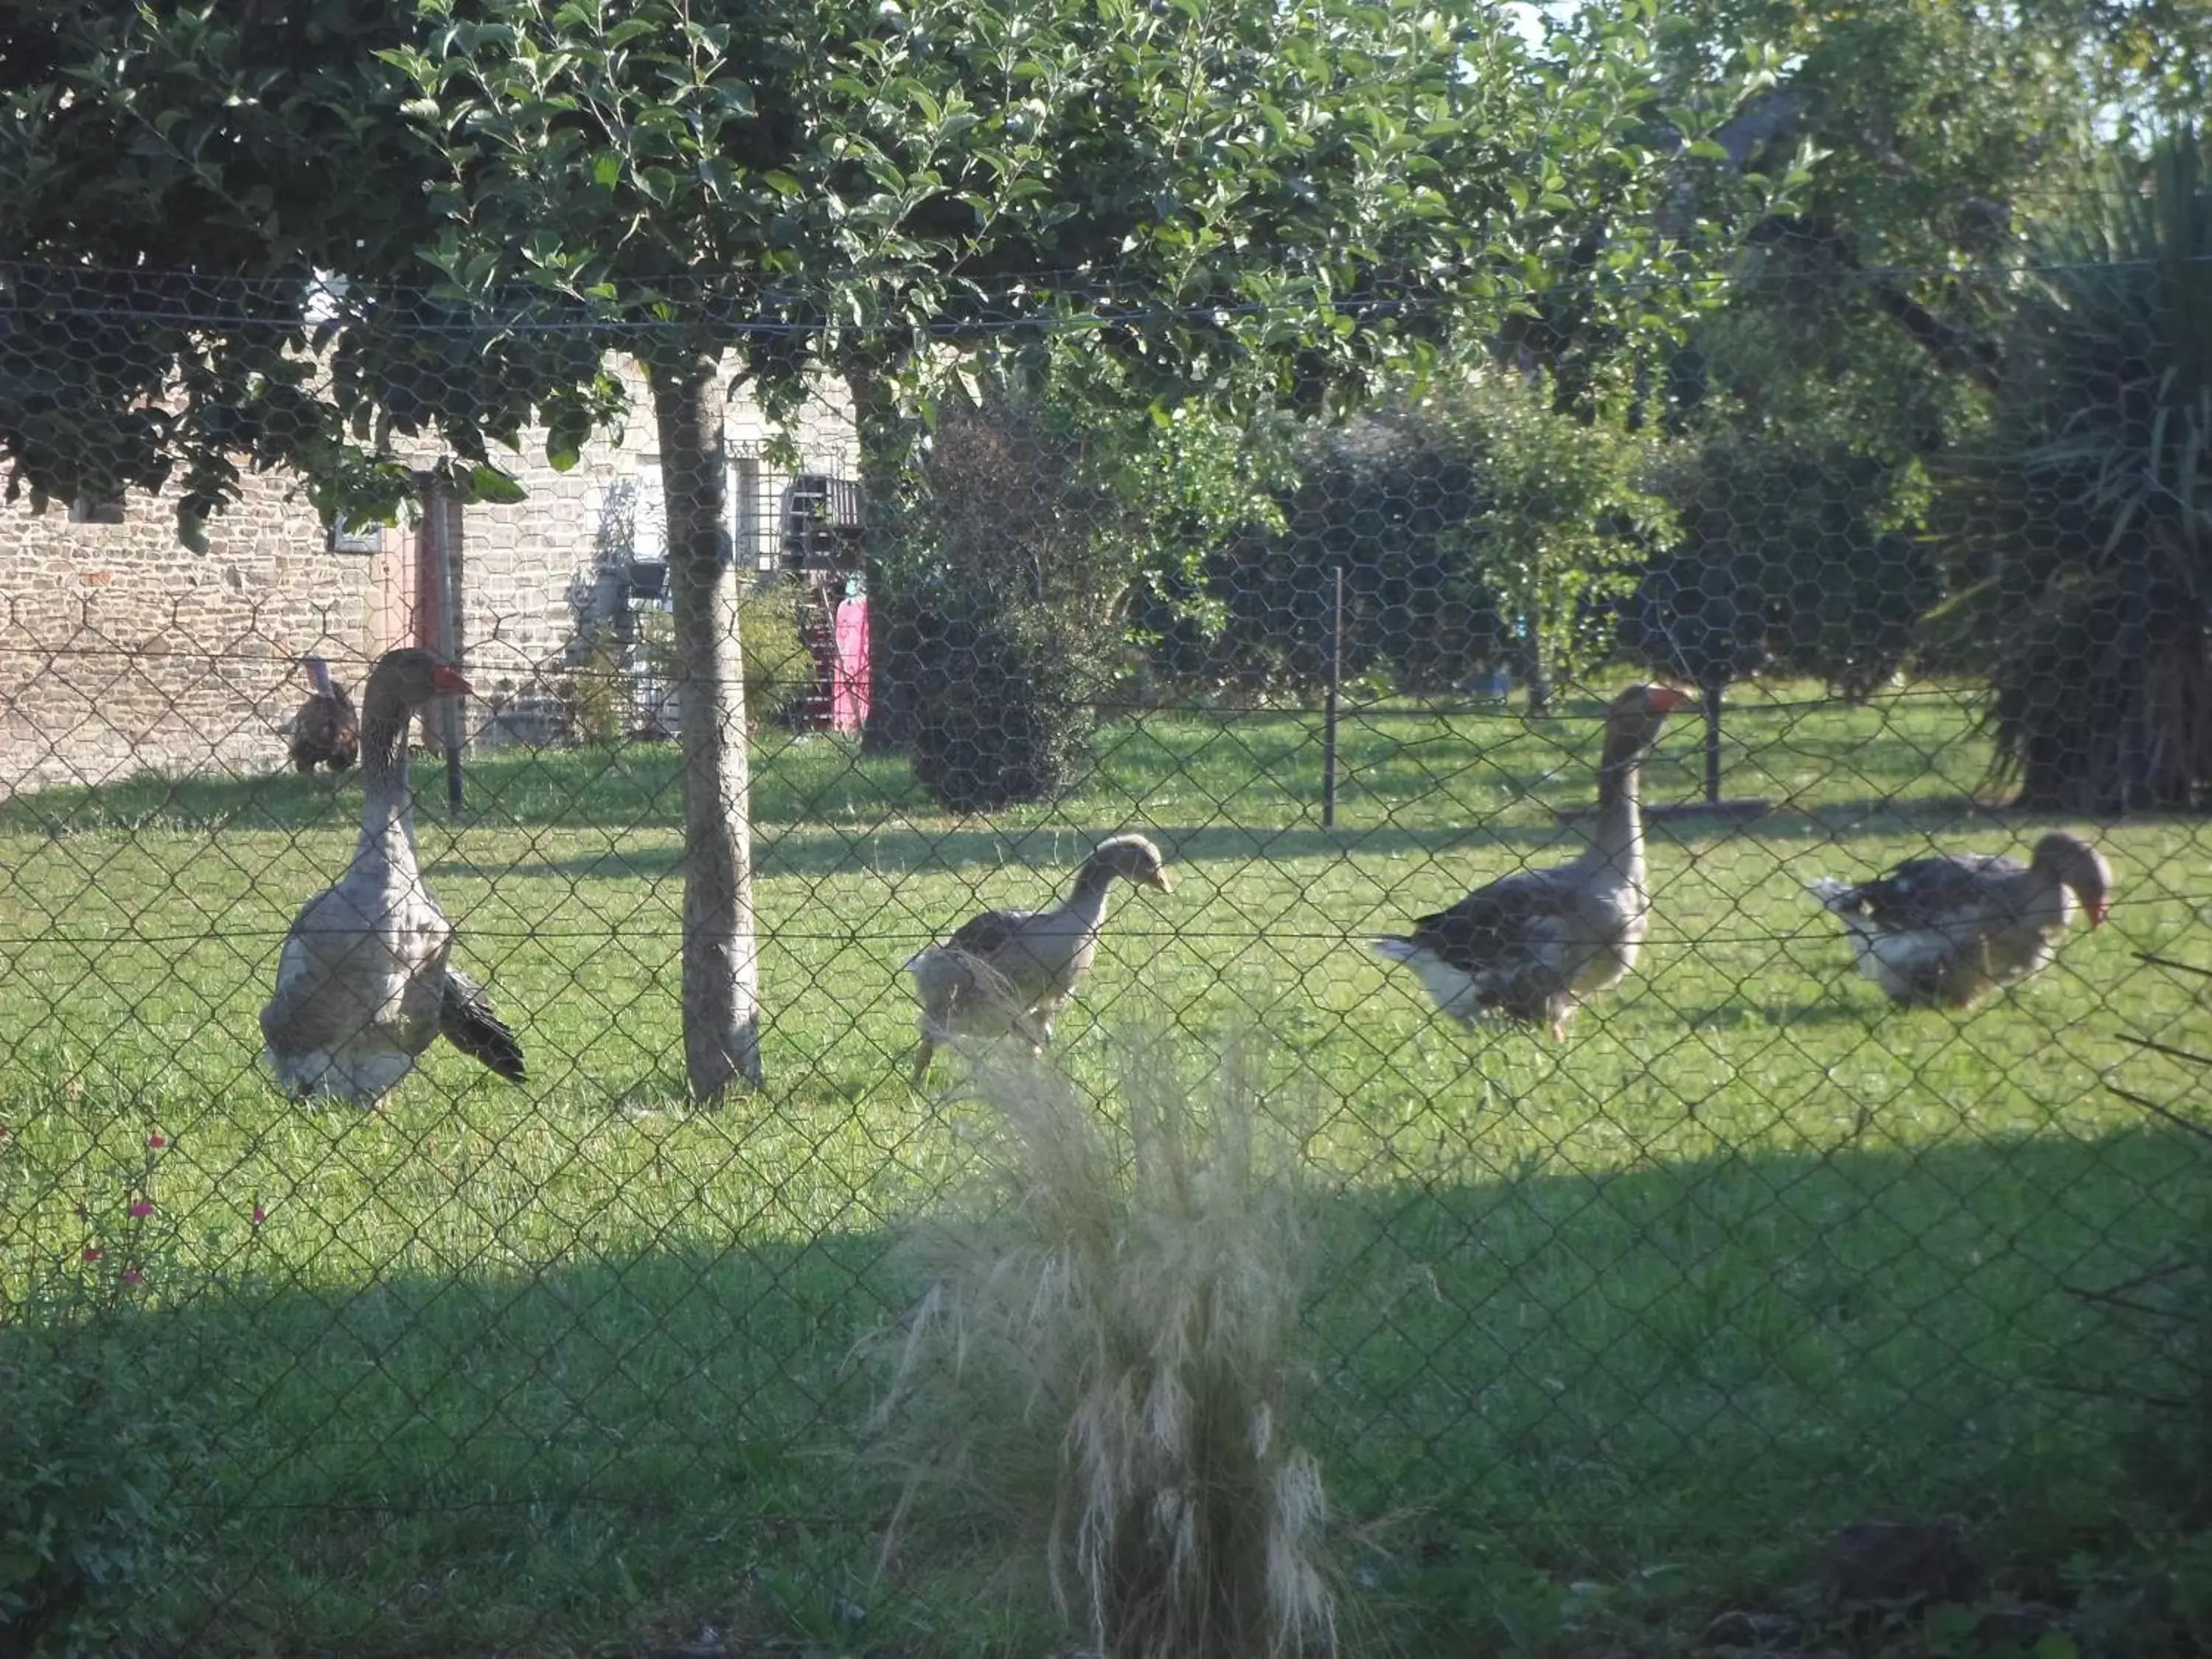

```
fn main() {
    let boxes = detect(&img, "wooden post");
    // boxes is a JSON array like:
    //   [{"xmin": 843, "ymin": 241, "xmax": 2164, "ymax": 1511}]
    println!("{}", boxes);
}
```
[
  {"xmin": 2119, "ymin": 538, "xmax": 2150, "ymax": 811},
  {"xmin": 420, "ymin": 475, "xmax": 466, "ymax": 814},
  {"xmin": 1322, "ymin": 563, "xmax": 1343, "ymax": 830},
  {"xmin": 1703, "ymin": 678, "xmax": 1724, "ymax": 807}
]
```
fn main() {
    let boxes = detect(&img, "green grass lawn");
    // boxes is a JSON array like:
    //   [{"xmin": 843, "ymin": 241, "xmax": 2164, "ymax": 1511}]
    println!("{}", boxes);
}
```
[{"xmin": 3, "ymin": 681, "xmax": 2209, "ymax": 1656}]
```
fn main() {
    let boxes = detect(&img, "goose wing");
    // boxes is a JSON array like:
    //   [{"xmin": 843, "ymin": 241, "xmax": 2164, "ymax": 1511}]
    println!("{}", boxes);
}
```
[
  {"xmin": 259, "ymin": 883, "xmax": 453, "ymax": 1060},
  {"xmin": 941, "ymin": 906, "xmax": 1043, "ymax": 961},
  {"xmin": 1839, "ymin": 854, "xmax": 2026, "ymax": 932},
  {"xmin": 1408, "ymin": 865, "xmax": 1587, "ymax": 975}
]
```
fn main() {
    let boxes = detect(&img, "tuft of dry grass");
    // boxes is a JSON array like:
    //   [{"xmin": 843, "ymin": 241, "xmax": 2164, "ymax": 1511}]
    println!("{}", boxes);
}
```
[{"xmin": 871, "ymin": 1029, "xmax": 1336, "ymax": 1659}]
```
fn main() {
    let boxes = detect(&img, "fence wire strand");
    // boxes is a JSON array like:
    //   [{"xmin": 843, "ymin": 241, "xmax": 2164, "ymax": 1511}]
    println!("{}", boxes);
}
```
[{"xmin": 2, "ymin": 260, "xmax": 2210, "ymax": 1659}]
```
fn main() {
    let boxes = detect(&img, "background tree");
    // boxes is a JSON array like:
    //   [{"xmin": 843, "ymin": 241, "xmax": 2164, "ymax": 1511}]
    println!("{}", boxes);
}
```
[
  {"xmin": 1434, "ymin": 369, "xmax": 1674, "ymax": 713},
  {"xmin": 1626, "ymin": 438, "xmax": 1939, "ymax": 700},
  {"xmin": 1633, "ymin": 0, "xmax": 2194, "ymax": 797},
  {"xmin": 847, "ymin": 0, "xmax": 1797, "ymax": 754},
  {"xmin": 1180, "ymin": 403, "xmax": 1502, "ymax": 700},
  {"xmin": 1931, "ymin": 130, "xmax": 2212, "ymax": 812},
  {"xmin": 1163, "ymin": 365, "xmax": 1669, "ymax": 712},
  {"xmin": 4, "ymin": 0, "xmax": 1794, "ymax": 1088}
]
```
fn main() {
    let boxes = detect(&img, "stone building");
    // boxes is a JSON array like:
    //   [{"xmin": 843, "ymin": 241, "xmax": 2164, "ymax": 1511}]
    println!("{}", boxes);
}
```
[{"xmin": 0, "ymin": 361, "xmax": 857, "ymax": 795}]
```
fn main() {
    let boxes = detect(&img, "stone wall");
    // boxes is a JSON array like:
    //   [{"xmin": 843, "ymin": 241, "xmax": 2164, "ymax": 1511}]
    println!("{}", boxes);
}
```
[
  {"xmin": 0, "ymin": 359, "xmax": 861, "ymax": 791},
  {"xmin": 0, "ymin": 476, "xmax": 376, "ymax": 796},
  {"xmin": 458, "ymin": 363, "xmax": 860, "ymax": 742}
]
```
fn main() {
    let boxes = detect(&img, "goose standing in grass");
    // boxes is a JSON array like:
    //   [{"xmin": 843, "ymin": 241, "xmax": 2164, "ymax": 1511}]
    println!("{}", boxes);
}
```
[
  {"xmin": 260, "ymin": 647, "xmax": 524, "ymax": 1104},
  {"xmin": 288, "ymin": 656, "xmax": 360, "ymax": 773},
  {"xmin": 1372, "ymin": 684, "xmax": 1690, "ymax": 1040},
  {"xmin": 906, "ymin": 834, "xmax": 1174, "ymax": 1084},
  {"xmin": 1806, "ymin": 830, "xmax": 2113, "ymax": 1008}
]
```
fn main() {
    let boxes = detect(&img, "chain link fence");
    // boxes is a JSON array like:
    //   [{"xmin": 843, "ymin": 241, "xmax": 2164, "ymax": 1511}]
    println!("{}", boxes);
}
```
[{"xmin": 2, "ymin": 258, "xmax": 2208, "ymax": 1658}]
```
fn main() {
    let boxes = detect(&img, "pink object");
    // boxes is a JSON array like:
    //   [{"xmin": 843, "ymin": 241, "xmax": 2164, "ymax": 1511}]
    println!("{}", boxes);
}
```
[{"xmin": 831, "ymin": 597, "xmax": 870, "ymax": 734}]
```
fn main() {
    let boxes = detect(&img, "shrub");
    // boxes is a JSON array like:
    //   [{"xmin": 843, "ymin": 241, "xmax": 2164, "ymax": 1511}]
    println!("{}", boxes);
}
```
[
  {"xmin": 870, "ymin": 1033, "xmax": 1336, "ymax": 1659},
  {"xmin": 735, "ymin": 582, "xmax": 819, "ymax": 731},
  {"xmin": 1931, "ymin": 130, "xmax": 2212, "ymax": 810},
  {"xmin": 568, "ymin": 581, "xmax": 818, "ymax": 742},
  {"xmin": 899, "ymin": 580, "xmax": 1099, "ymax": 813},
  {"xmin": 866, "ymin": 365, "xmax": 1197, "ymax": 787},
  {"xmin": 0, "ymin": 1330, "xmax": 202, "ymax": 1658},
  {"xmin": 560, "ymin": 631, "xmax": 633, "ymax": 745}
]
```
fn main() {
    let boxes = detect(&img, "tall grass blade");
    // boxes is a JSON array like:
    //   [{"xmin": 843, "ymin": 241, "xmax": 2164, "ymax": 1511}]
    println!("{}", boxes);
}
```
[{"xmin": 869, "ymin": 1029, "xmax": 1337, "ymax": 1659}]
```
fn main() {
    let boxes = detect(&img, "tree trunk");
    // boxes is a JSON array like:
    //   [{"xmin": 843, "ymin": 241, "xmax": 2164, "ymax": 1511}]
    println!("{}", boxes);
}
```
[
  {"xmin": 648, "ymin": 345, "xmax": 763, "ymax": 1099},
  {"xmin": 1523, "ymin": 627, "xmax": 1553, "ymax": 716}
]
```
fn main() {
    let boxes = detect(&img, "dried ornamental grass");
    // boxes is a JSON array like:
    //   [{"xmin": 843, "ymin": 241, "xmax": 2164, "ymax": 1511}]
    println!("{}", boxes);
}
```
[{"xmin": 871, "ymin": 1031, "xmax": 1336, "ymax": 1659}]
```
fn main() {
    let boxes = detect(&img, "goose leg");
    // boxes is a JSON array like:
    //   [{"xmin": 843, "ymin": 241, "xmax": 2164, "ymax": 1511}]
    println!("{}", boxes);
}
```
[
  {"xmin": 908, "ymin": 1039, "xmax": 936, "ymax": 1087},
  {"xmin": 1017, "ymin": 1006, "xmax": 1057, "ymax": 1057}
]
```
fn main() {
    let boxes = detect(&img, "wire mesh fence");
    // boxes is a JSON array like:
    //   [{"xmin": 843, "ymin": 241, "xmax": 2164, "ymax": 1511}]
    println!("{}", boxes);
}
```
[{"xmin": 2, "ymin": 258, "xmax": 2209, "ymax": 1658}]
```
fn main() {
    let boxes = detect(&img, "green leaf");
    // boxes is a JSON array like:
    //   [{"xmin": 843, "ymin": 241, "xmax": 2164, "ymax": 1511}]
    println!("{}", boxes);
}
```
[
  {"xmin": 175, "ymin": 504, "xmax": 210, "ymax": 555},
  {"xmin": 459, "ymin": 464, "xmax": 528, "ymax": 504}
]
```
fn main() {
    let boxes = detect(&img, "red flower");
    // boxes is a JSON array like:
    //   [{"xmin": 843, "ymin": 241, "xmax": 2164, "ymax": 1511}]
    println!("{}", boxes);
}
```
[
  {"xmin": 146, "ymin": 1134, "xmax": 166, "ymax": 1150},
  {"xmin": 128, "ymin": 1200, "xmax": 154, "ymax": 1218},
  {"xmin": 82, "ymin": 1246, "xmax": 102, "ymax": 1262},
  {"xmin": 121, "ymin": 1268, "xmax": 145, "ymax": 1287},
  {"xmin": 251, "ymin": 1206, "xmax": 267, "ymax": 1225}
]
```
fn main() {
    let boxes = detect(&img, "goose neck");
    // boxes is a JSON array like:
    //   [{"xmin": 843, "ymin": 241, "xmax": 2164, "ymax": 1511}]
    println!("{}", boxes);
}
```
[
  {"xmin": 1062, "ymin": 863, "xmax": 1118, "ymax": 927},
  {"xmin": 354, "ymin": 704, "xmax": 421, "ymax": 870},
  {"xmin": 1591, "ymin": 752, "xmax": 1646, "ymax": 866}
]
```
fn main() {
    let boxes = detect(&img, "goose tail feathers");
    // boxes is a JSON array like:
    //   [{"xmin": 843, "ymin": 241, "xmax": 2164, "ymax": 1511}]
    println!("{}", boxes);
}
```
[{"xmin": 440, "ymin": 968, "xmax": 526, "ymax": 1083}]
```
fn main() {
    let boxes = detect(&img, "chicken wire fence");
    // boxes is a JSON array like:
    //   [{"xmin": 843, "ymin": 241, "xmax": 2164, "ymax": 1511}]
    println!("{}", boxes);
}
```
[{"xmin": 1, "ymin": 260, "xmax": 2209, "ymax": 1655}]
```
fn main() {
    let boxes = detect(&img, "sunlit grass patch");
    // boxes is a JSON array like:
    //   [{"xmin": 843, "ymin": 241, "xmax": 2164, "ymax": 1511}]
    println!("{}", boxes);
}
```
[{"xmin": 0, "ymin": 681, "xmax": 2203, "ymax": 1655}]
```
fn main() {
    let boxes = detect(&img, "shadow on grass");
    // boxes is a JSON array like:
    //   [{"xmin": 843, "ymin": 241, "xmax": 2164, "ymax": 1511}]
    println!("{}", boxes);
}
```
[
  {"xmin": 22, "ymin": 1119, "xmax": 2194, "ymax": 1659},
  {"xmin": 1670, "ymin": 995, "xmax": 1888, "ymax": 1030},
  {"xmin": 428, "ymin": 818, "xmax": 1627, "ymax": 888},
  {"xmin": 0, "ymin": 696, "xmax": 2023, "ymax": 848},
  {"xmin": 428, "ymin": 797, "xmax": 2160, "ymax": 890}
]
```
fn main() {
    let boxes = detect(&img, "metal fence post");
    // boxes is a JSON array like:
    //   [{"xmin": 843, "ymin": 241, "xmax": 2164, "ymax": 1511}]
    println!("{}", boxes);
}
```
[{"xmin": 1323, "ymin": 562, "xmax": 1343, "ymax": 830}]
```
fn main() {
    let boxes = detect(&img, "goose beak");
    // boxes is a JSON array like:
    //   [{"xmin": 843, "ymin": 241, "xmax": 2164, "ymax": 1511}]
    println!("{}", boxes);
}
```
[
  {"xmin": 2086, "ymin": 896, "xmax": 2109, "ymax": 928},
  {"xmin": 1147, "ymin": 869, "xmax": 1175, "ymax": 893},
  {"xmin": 431, "ymin": 664, "xmax": 473, "ymax": 697},
  {"xmin": 1646, "ymin": 685, "xmax": 1693, "ymax": 714}
]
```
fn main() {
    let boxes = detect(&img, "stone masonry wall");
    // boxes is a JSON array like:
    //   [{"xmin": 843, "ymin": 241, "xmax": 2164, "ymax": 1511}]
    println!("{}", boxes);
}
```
[
  {"xmin": 458, "ymin": 361, "xmax": 859, "ymax": 740},
  {"xmin": 0, "ymin": 358, "xmax": 859, "ymax": 792},
  {"xmin": 0, "ymin": 474, "xmax": 375, "ymax": 796}
]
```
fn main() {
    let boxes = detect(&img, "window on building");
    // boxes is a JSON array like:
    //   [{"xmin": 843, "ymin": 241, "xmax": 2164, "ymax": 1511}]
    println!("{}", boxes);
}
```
[
  {"xmin": 329, "ymin": 517, "xmax": 386, "ymax": 554},
  {"xmin": 734, "ymin": 456, "xmax": 767, "ymax": 572},
  {"xmin": 780, "ymin": 474, "xmax": 863, "ymax": 577},
  {"xmin": 66, "ymin": 493, "xmax": 125, "ymax": 525}
]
